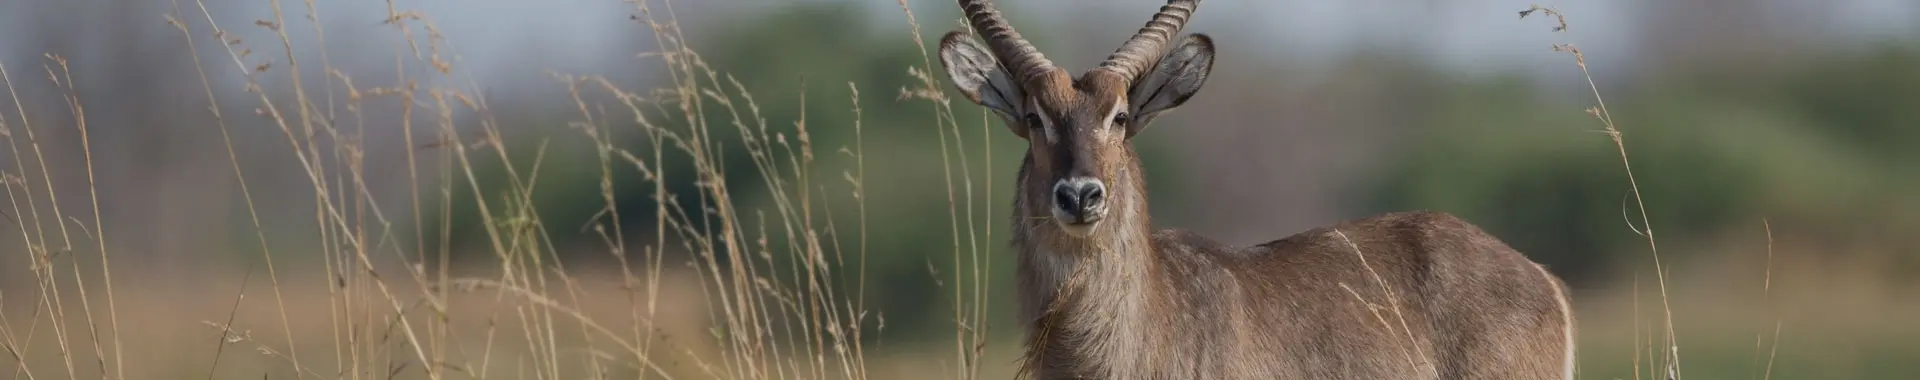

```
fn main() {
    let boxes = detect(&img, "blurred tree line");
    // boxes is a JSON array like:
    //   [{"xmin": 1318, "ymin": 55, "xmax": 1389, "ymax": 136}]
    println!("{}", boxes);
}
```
[
  {"xmin": 1360, "ymin": 43, "xmax": 1920, "ymax": 286},
  {"xmin": 438, "ymin": 2, "xmax": 1208, "ymax": 343},
  {"xmin": 442, "ymin": 1, "xmax": 1920, "ymax": 343}
]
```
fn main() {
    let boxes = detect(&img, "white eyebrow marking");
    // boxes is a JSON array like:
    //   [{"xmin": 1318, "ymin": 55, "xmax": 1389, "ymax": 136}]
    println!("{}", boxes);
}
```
[{"xmin": 1103, "ymin": 94, "xmax": 1129, "ymax": 140}]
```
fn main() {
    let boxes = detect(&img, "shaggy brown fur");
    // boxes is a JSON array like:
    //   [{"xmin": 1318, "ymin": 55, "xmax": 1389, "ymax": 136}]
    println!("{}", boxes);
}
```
[{"xmin": 937, "ymin": 1, "xmax": 1576, "ymax": 379}]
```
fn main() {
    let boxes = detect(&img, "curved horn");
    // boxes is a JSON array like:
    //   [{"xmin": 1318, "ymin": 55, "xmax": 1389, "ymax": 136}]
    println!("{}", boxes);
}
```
[
  {"xmin": 1098, "ymin": 0, "xmax": 1200, "ymax": 82},
  {"xmin": 958, "ymin": 0, "xmax": 1055, "ymax": 84}
]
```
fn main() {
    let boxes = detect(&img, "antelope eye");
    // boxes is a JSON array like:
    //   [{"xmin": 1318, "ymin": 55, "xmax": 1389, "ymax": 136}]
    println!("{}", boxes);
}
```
[{"xmin": 1024, "ymin": 113, "xmax": 1044, "ymax": 128}]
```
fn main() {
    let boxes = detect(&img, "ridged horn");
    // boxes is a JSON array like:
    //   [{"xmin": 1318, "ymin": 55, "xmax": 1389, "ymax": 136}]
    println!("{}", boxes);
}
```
[
  {"xmin": 1097, "ymin": 0, "xmax": 1200, "ymax": 82},
  {"xmin": 957, "ymin": 0, "xmax": 1056, "ymax": 84}
]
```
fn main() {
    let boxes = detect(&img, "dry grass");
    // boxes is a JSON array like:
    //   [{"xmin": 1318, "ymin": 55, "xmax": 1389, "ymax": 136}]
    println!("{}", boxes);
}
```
[
  {"xmin": 0, "ymin": 1, "xmax": 1893, "ymax": 379},
  {"xmin": 1521, "ymin": 5, "xmax": 1684, "ymax": 379},
  {"xmin": 1, "ymin": 0, "xmax": 978, "ymax": 378},
  {"xmin": 1, "ymin": 55, "xmax": 127, "ymax": 380},
  {"xmin": 1522, "ymin": 4, "xmax": 1786, "ymax": 380}
]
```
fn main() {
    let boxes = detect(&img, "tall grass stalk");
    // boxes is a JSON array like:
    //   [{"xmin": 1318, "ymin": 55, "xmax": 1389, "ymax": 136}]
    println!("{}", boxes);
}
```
[
  {"xmin": 893, "ymin": 1, "xmax": 998, "ymax": 378},
  {"xmin": 1520, "ymin": 5, "xmax": 1738, "ymax": 379},
  {"xmin": 8, "ymin": 0, "xmax": 910, "ymax": 378}
]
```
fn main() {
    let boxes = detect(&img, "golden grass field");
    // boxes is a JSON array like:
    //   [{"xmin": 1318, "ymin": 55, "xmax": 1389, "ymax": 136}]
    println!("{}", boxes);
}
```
[{"xmin": 2, "ymin": 1, "xmax": 1917, "ymax": 379}]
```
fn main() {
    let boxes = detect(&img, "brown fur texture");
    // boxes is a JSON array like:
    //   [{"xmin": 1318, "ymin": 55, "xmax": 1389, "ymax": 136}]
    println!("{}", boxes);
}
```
[
  {"xmin": 940, "ymin": 1, "xmax": 1576, "ymax": 379},
  {"xmin": 1001, "ymin": 70, "xmax": 1575, "ymax": 380}
]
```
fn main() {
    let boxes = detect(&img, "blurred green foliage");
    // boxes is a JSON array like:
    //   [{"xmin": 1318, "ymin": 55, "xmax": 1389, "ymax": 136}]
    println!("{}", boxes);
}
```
[
  {"xmin": 1358, "ymin": 45, "xmax": 1920, "ymax": 285},
  {"xmin": 438, "ymin": 3, "xmax": 1037, "ymax": 341},
  {"xmin": 438, "ymin": 2, "xmax": 1920, "ymax": 374},
  {"xmin": 439, "ymin": 2, "xmax": 1207, "ymax": 342}
]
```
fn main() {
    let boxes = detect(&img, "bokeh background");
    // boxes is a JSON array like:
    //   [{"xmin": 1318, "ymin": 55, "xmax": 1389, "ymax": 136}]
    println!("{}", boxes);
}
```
[{"xmin": 2, "ymin": 0, "xmax": 1917, "ymax": 378}]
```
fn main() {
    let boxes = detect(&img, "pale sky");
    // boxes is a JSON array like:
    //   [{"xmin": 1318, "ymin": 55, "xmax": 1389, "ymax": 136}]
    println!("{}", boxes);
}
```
[{"xmin": 0, "ymin": 0, "xmax": 1913, "ymax": 96}]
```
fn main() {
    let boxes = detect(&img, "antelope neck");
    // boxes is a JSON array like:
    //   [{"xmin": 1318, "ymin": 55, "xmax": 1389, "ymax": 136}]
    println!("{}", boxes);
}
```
[{"xmin": 1011, "ymin": 153, "xmax": 1159, "ymax": 377}]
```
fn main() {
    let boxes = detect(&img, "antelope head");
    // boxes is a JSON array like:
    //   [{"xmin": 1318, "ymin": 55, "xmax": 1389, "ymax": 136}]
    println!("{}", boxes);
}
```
[{"xmin": 938, "ymin": 0, "xmax": 1214, "ymax": 238}]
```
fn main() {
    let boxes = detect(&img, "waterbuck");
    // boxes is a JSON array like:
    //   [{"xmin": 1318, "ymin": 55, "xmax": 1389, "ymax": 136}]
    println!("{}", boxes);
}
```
[{"xmin": 934, "ymin": 0, "xmax": 1576, "ymax": 378}]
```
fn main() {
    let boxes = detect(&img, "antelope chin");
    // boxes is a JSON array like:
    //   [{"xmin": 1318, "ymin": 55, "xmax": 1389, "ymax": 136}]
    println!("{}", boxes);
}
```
[
  {"xmin": 1049, "ymin": 207, "xmax": 1102, "ymax": 237},
  {"xmin": 1055, "ymin": 220, "xmax": 1099, "ymax": 237}
]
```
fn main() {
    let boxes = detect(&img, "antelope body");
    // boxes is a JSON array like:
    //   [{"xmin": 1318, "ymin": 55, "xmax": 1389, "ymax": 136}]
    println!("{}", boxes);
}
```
[{"xmin": 934, "ymin": 1, "xmax": 1576, "ymax": 379}]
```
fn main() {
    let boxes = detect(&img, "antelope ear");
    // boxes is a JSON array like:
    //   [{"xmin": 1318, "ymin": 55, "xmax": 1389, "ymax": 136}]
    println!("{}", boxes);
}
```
[
  {"xmin": 1126, "ymin": 33, "xmax": 1214, "ymax": 137},
  {"xmin": 939, "ymin": 31, "xmax": 1029, "ymax": 138}
]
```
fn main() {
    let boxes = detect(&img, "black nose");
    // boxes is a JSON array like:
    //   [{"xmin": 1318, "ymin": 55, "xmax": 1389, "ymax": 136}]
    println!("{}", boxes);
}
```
[{"xmin": 1053, "ymin": 179, "xmax": 1106, "ymax": 223}]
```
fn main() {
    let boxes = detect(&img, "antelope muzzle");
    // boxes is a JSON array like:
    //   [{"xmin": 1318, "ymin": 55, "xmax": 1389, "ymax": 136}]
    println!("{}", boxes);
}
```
[{"xmin": 1051, "ymin": 177, "xmax": 1107, "ymax": 234}]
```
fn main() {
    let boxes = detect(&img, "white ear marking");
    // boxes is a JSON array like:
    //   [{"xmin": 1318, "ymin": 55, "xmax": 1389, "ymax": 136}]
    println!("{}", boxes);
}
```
[{"xmin": 1030, "ymin": 97, "xmax": 1058, "ymax": 144}]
